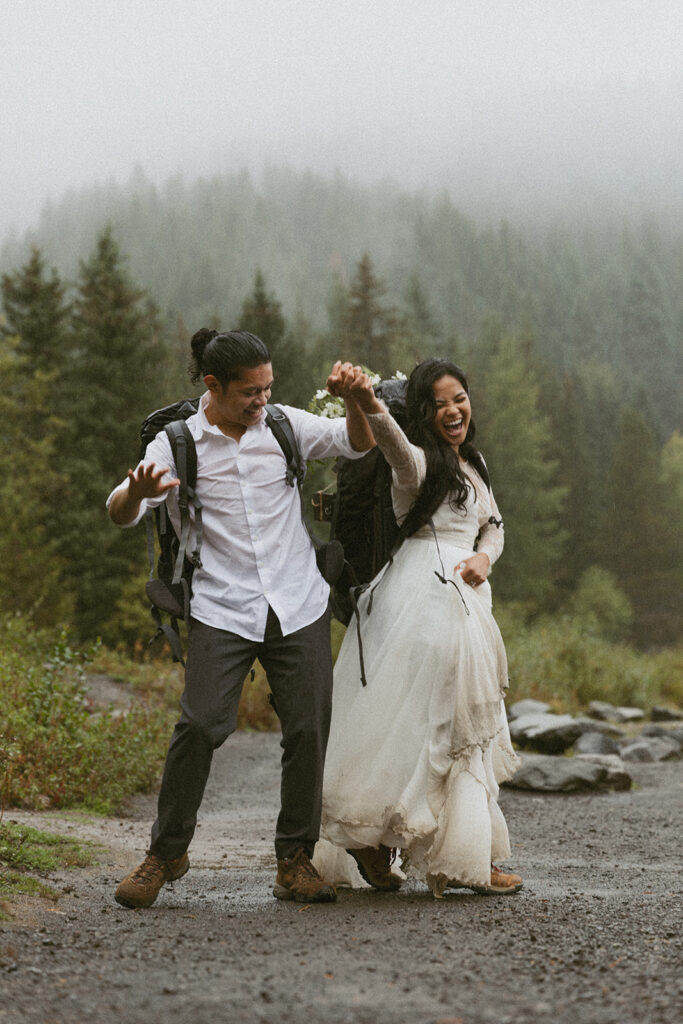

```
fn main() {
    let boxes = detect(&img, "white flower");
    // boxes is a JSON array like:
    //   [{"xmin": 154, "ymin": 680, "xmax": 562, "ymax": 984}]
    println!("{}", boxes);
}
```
[
  {"xmin": 314, "ymin": 389, "xmax": 328, "ymax": 400},
  {"xmin": 393, "ymin": 370, "xmax": 407, "ymax": 380},
  {"xmin": 369, "ymin": 373, "xmax": 381, "ymax": 386},
  {"xmin": 320, "ymin": 402, "xmax": 344, "ymax": 419}
]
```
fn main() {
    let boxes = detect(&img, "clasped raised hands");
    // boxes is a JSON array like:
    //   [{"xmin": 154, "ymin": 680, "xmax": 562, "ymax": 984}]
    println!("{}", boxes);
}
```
[{"xmin": 326, "ymin": 361, "xmax": 378, "ymax": 412}]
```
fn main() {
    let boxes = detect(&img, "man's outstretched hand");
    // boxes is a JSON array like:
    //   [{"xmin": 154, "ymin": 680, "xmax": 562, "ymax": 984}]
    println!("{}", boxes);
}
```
[{"xmin": 126, "ymin": 462, "xmax": 180, "ymax": 502}]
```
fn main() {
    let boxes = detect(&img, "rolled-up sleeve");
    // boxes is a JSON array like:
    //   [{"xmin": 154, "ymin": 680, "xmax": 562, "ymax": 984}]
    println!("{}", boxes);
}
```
[
  {"xmin": 105, "ymin": 433, "xmax": 178, "ymax": 528},
  {"xmin": 281, "ymin": 405, "xmax": 367, "ymax": 462}
]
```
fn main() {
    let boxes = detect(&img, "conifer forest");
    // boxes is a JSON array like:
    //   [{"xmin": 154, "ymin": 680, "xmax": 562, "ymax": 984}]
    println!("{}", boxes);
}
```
[{"xmin": 1, "ymin": 167, "xmax": 681, "ymax": 651}]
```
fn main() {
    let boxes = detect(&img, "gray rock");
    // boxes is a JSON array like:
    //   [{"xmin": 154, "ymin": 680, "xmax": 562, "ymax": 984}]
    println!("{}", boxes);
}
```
[
  {"xmin": 614, "ymin": 706, "xmax": 646, "ymax": 722},
  {"xmin": 640, "ymin": 724, "xmax": 683, "ymax": 749},
  {"xmin": 619, "ymin": 741, "xmax": 655, "ymax": 762},
  {"xmin": 508, "ymin": 698, "xmax": 551, "ymax": 721},
  {"xmin": 619, "ymin": 736, "xmax": 681, "ymax": 762},
  {"xmin": 574, "ymin": 731, "xmax": 620, "ymax": 756},
  {"xmin": 573, "ymin": 753, "xmax": 632, "ymax": 791},
  {"xmin": 573, "ymin": 717, "xmax": 625, "ymax": 738},
  {"xmin": 588, "ymin": 700, "xmax": 645, "ymax": 723},
  {"xmin": 506, "ymin": 753, "xmax": 631, "ymax": 793},
  {"xmin": 665, "ymin": 724, "xmax": 683, "ymax": 745},
  {"xmin": 508, "ymin": 713, "xmax": 583, "ymax": 753},
  {"xmin": 588, "ymin": 700, "xmax": 617, "ymax": 721},
  {"xmin": 651, "ymin": 705, "xmax": 683, "ymax": 722}
]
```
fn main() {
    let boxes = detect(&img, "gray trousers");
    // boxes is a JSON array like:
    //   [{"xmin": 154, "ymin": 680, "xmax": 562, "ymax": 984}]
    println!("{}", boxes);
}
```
[{"xmin": 150, "ymin": 605, "xmax": 333, "ymax": 861}]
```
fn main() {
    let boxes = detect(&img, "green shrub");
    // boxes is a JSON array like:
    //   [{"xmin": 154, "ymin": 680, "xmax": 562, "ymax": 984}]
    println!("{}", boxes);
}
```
[
  {"xmin": 565, "ymin": 567, "xmax": 633, "ymax": 641},
  {"xmin": 497, "ymin": 602, "xmax": 681, "ymax": 712},
  {"xmin": 0, "ymin": 615, "xmax": 174, "ymax": 814}
]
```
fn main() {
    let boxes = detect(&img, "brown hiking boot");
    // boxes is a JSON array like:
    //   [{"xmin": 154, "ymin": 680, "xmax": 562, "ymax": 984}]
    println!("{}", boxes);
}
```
[
  {"xmin": 115, "ymin": 852, "xmax": 189, "ymax": 909},
  {"xmin": 448, "ymin": 864, "xmax": 523, "ymax": 895},
  {"xmin": 273, "ymin": 848, "xmax": 337, "ymax": 903},
  {"xmin": 347, "ymin": 846, "xmax": 402, "ymax": 891}
]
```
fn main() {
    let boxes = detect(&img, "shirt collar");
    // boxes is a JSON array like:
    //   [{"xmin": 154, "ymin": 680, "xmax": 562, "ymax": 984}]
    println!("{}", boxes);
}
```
[{"xmin": 192, "ymin": 391, "xmax": 269, "ymax": 440}]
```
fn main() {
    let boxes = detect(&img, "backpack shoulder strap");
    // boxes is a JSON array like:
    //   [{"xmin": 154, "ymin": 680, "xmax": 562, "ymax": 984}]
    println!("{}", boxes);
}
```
[
  {"xmin": 265, "ymin": 404, "xmax": 306, "ymax": 488},
  {"xmin": 163, "ymin": 420, "xmax": 202, "ymax": 582},
  {"xmin": 164, "ymin": 420, "xmax": 197, "ymax": 498},
  {"xmin": 467, "ymin": 450, "xmax": 491, "ymax": 492}
]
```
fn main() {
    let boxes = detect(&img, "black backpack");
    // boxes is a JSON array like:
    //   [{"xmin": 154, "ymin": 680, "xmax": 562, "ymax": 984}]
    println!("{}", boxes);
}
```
[
  {"xmin": 314, "ymin": 378, "xmax": 408, "ymax": 627},
  {"xmin": 138, "ymin": 399, "xmax": 343, "ymax": 662},
  {"xmin": 315, "ymin": 377, "xmax": 492, "ymax": 629}
]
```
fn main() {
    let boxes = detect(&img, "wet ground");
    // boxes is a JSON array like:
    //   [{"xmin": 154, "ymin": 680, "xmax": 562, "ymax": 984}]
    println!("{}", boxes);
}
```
[{"xmin": 2, "ymin": 732, "xmax": 682, "ymax": 1024}]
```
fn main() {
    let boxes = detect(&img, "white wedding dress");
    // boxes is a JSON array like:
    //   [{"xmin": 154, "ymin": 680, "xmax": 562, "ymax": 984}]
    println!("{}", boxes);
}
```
[{"xmin": 313, "ymin": 411, "xmax": 520, "ymax": 897}]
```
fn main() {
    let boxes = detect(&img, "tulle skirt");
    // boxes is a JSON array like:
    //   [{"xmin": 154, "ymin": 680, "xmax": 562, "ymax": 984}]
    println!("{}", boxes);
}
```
[{"xmin": 314, "ymin": 535, "xmax": 520, "ymax": 897}]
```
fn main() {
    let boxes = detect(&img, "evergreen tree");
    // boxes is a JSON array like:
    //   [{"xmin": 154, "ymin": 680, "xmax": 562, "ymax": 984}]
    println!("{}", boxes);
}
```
[
  {"xmin": 1, "ymin": 247, "xmax": 69, "ymax": 369},
  {"xmin": 0, "ymin": 249, "xmax": 72, "ymax": 623},
  {"xmin": 238, "ymin": 268, "xmax": 286, "ymax": 349},
  {"xmin": 238, "ymin": 269, "xmax": 313, "ymax": 407},
  {"xmin": 61, "ymin": 226, "xmax": 163, "ymax": 639},
  {"xmin": 0, "ymin": 334, "xmax": 70, "ymax": 623},
  {"xmin": 605, "ymin": 409, "xmax": 681, "ymax": 645},
  {"xmin": 540, "ymin": 370, "xmax": 604, "ymax": 590},
  {"xmin": 399, "ymin": 272, "xmax": 441, "ymax": 366},
  {"xmin": 475, "ymin": 334, "xmax": 567, "ymax": 607},
  {"xmin": 345, "ymin": 253, "xmax": 397, "ymax": 375},
  {"xmin": 619, "ymin": 256, "xmax": 681, "ymax": 436}
]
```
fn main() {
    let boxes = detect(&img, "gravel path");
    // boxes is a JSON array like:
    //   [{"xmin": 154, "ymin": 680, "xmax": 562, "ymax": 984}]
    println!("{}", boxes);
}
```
[{"xmin": 2, "ymin": 732, "xmax": 682, "ymax": 1024}]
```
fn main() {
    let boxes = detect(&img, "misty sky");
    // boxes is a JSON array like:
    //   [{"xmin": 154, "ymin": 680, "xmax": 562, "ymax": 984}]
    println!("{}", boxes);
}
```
[{"xmin": 2, "ymin": 0, "xmax": 682, "ymax": 236}]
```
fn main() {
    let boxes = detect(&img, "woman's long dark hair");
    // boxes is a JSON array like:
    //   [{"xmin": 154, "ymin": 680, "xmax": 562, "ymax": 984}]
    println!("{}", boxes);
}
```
[
  {"xmin": 189, "ymin": 328, "xmax": 270, "ymax": 386},
  {"xmin": 400, "ymin": 358, "xmax": 480, "ymax": 538}
]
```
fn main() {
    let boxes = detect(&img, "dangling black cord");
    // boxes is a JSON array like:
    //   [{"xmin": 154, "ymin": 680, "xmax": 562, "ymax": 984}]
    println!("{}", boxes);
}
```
[{"xmin": 428, "ymin": 519, "xmax": 470, "ymax": 616}]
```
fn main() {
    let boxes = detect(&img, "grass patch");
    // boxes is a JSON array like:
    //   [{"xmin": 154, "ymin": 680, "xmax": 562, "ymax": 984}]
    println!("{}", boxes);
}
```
[
  {"xmin": 0, "ymin": 820, "xmax": 95, "ymax": 920},
  {"xmin": 0, "ymin": 821, "xmax": 94, "ymax": 872},
  {"xmin": 0, "ymin": 872, "xmax": 60, "ymax": 900}
]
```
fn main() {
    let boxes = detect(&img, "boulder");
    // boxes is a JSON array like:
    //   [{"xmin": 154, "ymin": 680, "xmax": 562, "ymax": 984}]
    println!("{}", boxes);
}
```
[
  {"xmin": 573, "ymin": 717, "xmax": 625, "ymax": 738},
  {"xmin": 507, "ymin": 712, "xmax": 581, "ymax": 753},
  {"xmin": 651, "ymin": 705, "xmax": 683, "ymax": 722},
  {"xmin": 613, "ymin": 706, "xmax": 646, "ymax": 722},
  {"xmin": 588, "ymin": 700, "xmax": 645, "ymax": 723},
  {"xmin": 508, "ymin": 699, "xmax": 551, "ymax": 721},
  {"xmin": 574, "ymin": 731, "xmax": 620, "ymax": 756},
  {"xmin": 640, "ymin": 724, "xmax": 683, "ymax": 749},
  {"xmin": 573, "ymin": 754, "xmax": 632, "ymax": 791},
  {"xmin": 508, "ymin": 713, "xmax": 583, "ymax": 753},
  {"xmin": 619, "ymin": 736, "xmax": 681, "ymax": 762},
  {"xmin": 588, "ymin": 700, "xmax": 616, "ymax": 720},
  {"xmin": 506, "ymin": 753, "xmax": 631, "ymax": 793}
]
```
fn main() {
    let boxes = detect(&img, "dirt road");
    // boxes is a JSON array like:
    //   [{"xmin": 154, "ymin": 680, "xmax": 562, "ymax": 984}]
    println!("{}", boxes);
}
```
[{"xmin": 2, "ymin": 732, "xmax": 682, "ymax": 1024}]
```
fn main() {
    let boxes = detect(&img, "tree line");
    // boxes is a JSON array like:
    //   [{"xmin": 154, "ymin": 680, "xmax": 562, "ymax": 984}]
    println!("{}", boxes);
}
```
[{"xmin": 1, "ymin": 221, "xmax": 681, "ymax": 649}]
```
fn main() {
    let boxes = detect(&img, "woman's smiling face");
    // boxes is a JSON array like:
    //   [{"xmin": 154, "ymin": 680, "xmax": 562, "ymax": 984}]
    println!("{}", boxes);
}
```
[{"xmin": 431, "ymin": 374, "xmax": 471, "ymax": 451}]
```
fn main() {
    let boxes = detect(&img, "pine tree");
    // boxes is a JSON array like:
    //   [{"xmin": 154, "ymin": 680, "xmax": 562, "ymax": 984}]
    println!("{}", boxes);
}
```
[
  {"xmin": 0, "ymin": 250, "xmax": 71, "ymax": 623},
  {"xmin": 619, "ymin": 255, "xmax": 681, "ymax": 436},
  {"xmin": 540, "ymin": 370, "xmax": 604, "ymax": 590},
  {"xmin": 61, "ymin": 226, "xmax": 163, "ymax": 639},
  {"xmin": 475, "ymin": 334, "xmax": 567, "ymax": 607},
  {"xmin": 238, "ymin": 269, "xmax": 313, "ymax": 406},
  {"xmin": 605, "ymin": 409, "xmax": 681, "ymax": 645},
  {"xmin": 1, "ymin": 247, "xmax": 70, "ymax": 369},
  {"xmin": 346, "ymin": 253, "xmax": 397, "ymax": 375},
  {"xmin": 399, "ymin": 272, "xmax": 441, "ymax": 366},
  {"xmin": 0, "ymin": 334, "xmax": 71, "ymax": 623}
]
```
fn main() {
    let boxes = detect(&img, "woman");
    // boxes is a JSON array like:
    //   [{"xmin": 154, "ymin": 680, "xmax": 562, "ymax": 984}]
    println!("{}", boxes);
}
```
[{"xmin": 314, "ymin": 359, "xmax": 522, "ymax": 898}]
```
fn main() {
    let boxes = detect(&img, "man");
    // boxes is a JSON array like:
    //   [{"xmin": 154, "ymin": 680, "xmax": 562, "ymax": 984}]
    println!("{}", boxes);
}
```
[{"xmin": 108, "ymin": 329, "xmax": 373, "ymax": 907}]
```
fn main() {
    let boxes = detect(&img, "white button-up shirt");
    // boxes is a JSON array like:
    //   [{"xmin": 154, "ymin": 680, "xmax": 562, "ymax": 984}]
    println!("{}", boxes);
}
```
[{"xmin": 107, "ymin": 394, "xmax": 364, "ymax": 640}]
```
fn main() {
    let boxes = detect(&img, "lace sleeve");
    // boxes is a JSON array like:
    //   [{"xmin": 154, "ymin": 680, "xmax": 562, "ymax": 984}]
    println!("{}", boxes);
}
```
[
  {"xmin": 366, "ymin": 411, "xmax": 426, "ymax": 491},
  {"xmin": 476, "ymin": 486, "xmax": 504, "ymax": 567}
]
